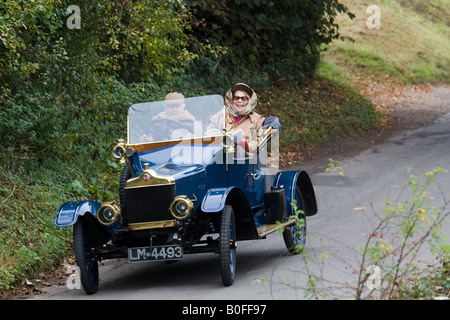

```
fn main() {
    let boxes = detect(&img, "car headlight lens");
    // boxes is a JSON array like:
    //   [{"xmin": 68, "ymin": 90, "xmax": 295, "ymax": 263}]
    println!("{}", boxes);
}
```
[
  {"xmin": 112, "ymin": 139, "xmax": 127, "ymax": 163},
  {"xmin": 170, "ymin": 196, "xmax": 194, "ymax": 220},
  {"xmin": 112, "ymin": 145, "xmax": 126, "ymax": 159},
  {"xmin": 97, "ymin": 203, "xmax": 120, "ymax": 225}
]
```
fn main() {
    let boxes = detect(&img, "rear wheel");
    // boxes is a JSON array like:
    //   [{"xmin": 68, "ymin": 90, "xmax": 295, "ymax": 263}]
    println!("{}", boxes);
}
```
[
  {"xmin": 219, "ymin": 205, "xmax": 236, "ymax": 286},
  {"xmin": 73, "ymin": 217, "xmax": 99, "ymax": 294},
  {"xmin": 283, "ymin": 187, "xmax": 307, "ymax": 254}
]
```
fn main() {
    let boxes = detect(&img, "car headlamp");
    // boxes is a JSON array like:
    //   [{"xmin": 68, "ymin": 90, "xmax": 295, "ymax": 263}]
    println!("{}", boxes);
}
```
[
  {"xmin": 97, "ymin": 203, "xmax": 121, "ymax": 225},
  {"xmin": 112, "ymin": 145, "xmax": 126, "ymax": 159},
  {"xmin": 170, "ymin": 196, "xmax": 194, "ymax": 220},
  {"xmin": 112, "ymin": 139, "xmax": 126, "ymax": 163}
]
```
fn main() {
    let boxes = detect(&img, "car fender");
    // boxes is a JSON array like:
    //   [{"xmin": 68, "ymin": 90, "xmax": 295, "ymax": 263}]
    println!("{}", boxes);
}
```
[
  {"xmin": 201, "ymin": 188, "xmax": 233, "ymax": 213},
  {"xmin": 274, "ymin": 170, "xmax": 318, "ymax": 216},
  {"xmin": 54, "ymin": 201, "xmax": 101, "ymax": 227},
  {"xmin": 201, "ymin": 187, "xmax": 259, "ymax": 240}
]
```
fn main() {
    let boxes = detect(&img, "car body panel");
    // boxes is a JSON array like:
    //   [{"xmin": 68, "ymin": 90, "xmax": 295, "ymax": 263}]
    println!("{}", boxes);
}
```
[
  {"xmin": 55, "ymin": 201, "xmax": 101, "ymax": 227},
  {"xmin": 275, "ymin": 170, "xmax": 318, "ymax": 217},
  {"xmin": 55, "ymin": 201, "xmax": 125, "ymax": 235}
]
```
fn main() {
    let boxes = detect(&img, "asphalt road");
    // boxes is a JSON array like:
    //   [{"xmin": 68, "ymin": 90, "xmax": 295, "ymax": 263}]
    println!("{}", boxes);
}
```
[{"xmin": 32, "ymin": 106, "xmax": 450, "ymax": 301}]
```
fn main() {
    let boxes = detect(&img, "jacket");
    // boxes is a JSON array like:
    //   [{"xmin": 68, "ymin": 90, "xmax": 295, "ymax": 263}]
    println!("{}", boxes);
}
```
[{"xmin": 204, "ymin": 109, "xmax": 265, "ymax": 154}]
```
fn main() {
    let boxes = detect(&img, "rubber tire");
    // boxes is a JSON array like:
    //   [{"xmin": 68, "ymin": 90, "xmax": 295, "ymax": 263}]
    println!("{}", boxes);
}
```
[
  {"xmin": 219, "ymin": 205, "xmax": 236, "ymax": 286},
  {"xmin": 73, "ymin": 217, "xmax": 99, "ymax": 294},
  {"xmin": 283, "ymin": 186, "xmax": 307, "ymax": 254}
]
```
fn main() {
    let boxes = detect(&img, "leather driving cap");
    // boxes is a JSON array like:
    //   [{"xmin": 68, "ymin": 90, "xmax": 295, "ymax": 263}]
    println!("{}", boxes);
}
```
[{"xmin": 165, "ymin": 92, "xmax": 185, "ymax": 101}]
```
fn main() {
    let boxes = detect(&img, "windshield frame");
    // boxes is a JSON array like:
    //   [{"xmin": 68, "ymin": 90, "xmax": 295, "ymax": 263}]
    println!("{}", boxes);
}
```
[{"xmin": 127, "ymin": 94, "xmax": 225, "ymax": 146}]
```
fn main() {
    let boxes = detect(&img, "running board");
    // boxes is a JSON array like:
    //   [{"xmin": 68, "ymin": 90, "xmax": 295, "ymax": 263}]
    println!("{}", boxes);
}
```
[{"xmin": 257, "ymin": 218, "xmax": 297, "ymax": 238}]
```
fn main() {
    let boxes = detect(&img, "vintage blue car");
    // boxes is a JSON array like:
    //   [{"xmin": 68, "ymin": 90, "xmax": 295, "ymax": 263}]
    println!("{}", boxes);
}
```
[{"xmin": 55, "ymin": 94, "xmax": 317, "ymax": 294}]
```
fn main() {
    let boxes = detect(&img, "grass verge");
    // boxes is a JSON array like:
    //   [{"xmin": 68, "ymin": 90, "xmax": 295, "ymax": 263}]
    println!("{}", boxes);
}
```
[
  {"xmin": 322, "ymin": 0, "xmax": 450, "ymax": 85},
  {"xmin": 258, "ymin": 76, "xmax": 379, "ymax": 166}
]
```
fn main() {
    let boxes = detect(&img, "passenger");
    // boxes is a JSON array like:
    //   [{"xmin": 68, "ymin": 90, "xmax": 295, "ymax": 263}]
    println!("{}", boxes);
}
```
[{"xmin": 205, "ymin": 83, "xmax": 265, "ymax": 154}]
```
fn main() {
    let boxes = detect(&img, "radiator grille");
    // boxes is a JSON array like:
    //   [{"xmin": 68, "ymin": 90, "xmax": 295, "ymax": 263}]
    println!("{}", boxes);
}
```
[{"xmin": 125, "ymin": 185, "xmax": 175, "ymax": 224}]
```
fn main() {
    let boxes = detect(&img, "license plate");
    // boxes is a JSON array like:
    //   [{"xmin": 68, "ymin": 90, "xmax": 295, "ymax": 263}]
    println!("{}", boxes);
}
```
[{"xmin": 128, "ymin": 245, "xmax": 183, "ymax": 262}]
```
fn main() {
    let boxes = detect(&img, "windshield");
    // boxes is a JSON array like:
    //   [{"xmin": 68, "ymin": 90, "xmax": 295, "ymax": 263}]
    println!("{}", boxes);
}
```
[{"xmin": 127, "ymin": 94, "xmax": 224, "ymax": 145}]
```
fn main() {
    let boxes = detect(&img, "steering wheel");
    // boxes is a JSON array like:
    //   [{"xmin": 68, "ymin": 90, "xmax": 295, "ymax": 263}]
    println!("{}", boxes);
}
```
[{"xmin": 144, "ymin": 118, "xmax": 194, "ymax": 141}]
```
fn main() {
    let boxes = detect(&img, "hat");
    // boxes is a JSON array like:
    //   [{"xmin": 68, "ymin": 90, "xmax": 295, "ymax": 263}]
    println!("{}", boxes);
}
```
[
  {"xmin": 230, "ymin": 83, "xmax": 253, "ymax": 98},
  {"xmin": 165, "ymin": 92, "xmax": 185, "ymax": 101}
]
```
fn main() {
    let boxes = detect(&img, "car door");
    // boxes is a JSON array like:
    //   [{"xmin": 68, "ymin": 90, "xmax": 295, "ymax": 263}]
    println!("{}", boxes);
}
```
[{"xmin": 226, "ymin": 152, "xmax": 264, "ymax": 208}]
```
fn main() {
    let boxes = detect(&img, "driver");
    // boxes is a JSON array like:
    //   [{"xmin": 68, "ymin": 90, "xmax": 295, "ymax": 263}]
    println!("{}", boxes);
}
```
[
  {"xmin": 140, "ymin": 92, "xmax": 195, "ymax": 143},
  {"xmin": 153, "ymin": 92, "xmax": 195, "ymax": 121}
]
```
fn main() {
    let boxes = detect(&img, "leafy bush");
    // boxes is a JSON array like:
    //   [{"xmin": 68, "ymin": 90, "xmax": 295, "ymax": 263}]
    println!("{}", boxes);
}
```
[
  {"xmin": 355, "ymin": 168, "xmax": 450, "ymax": 299},
  {"xmin": 0, "ymin": 0, "xmax": 192, "ymax": 159},
  {"xmin": 182, "ymin": 0, "xmax": 354, "ymax": 81}
]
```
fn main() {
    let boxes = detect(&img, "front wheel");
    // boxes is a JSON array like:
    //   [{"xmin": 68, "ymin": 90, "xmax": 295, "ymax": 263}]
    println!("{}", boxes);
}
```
[
  {"xmin": 219, "ymin": 205, "xmax": 236, "ymax": 286},
  {"xmin": 283, "ymin": 186, "xmax": 307, "ymax": 254},
  {"xmin": 73, "ymin": 217, "xmax": 99, "ymax": 294}
]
